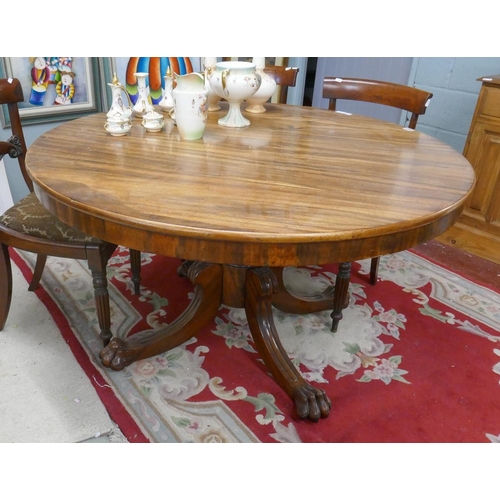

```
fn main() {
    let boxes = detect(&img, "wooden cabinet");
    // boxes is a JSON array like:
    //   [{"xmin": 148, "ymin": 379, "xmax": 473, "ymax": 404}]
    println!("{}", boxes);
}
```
[{"xmin": 437, "ymin": 75, "xmax": 500, "ymax": 264}]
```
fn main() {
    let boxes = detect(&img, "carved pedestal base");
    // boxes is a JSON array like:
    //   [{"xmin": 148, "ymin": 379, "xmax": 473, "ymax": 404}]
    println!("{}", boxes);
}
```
[{"xmin": 100, "ymin": 262, "xmax": 350, "ymax": 422}]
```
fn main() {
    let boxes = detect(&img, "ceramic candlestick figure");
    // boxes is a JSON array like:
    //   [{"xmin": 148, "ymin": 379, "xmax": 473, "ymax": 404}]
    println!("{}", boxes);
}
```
[{"xmin": 158, "ymin": 67, "xmax": 174, "ymax": 113}]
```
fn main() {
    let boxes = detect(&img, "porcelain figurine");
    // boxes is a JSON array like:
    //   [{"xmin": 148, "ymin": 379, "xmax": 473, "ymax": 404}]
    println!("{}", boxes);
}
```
[
  {"xmin": 208, "ymin": 61, "xmax": 261, "ymax": 127},
  {"xmin": 172, "ymin": 72, "xmax": 208, "ymax": 140},
  {"xmin": 158, "ymin": 67, "xmax": 174, "ymax": 113},
  {"xmin": 245, "ymin": 57, "xmax": 277, "ymax": 113},
  {"xmin": 107, "ymin": 74, "xmax": 133, "ymax": 120},
  {"xmin": 104, "ymin": 75, "xmax": 133, "ymax": 136},
  {"xmin": 132, "ymin": 72, "xmax": 154, "ymax": 117}
]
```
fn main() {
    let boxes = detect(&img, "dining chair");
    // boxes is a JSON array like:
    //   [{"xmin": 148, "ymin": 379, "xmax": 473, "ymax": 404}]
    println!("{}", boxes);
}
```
[
  {"xmin": 323, "ymin": 76, "xmax": 433, "ymax": 285},
  {"xmin": 0, "ymin": 77, "xmax": 141, "ymax": 346},
  {"xmin": 263, "ymin": 66, "xmax": 299, "ymax": 104}
]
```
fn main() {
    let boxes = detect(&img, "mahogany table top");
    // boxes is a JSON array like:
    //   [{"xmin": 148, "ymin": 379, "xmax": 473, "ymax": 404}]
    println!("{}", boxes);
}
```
[{"xmin": 25, "ymin": 103, "xmax": 475, "ymax": 267}]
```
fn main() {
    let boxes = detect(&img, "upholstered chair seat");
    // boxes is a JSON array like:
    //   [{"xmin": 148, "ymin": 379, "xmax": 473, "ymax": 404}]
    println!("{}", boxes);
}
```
[{"xmin": 0, "ymin": 192, "xmax": 103, "ymax": 244}]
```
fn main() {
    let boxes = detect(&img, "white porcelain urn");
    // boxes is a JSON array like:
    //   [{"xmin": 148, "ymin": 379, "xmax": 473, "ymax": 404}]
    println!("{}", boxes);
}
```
[
  {"xmin": 208, "ymin": 61, "xmax": 261, "ymax": 127},
  {"xmin": 245, "ymin": 57, "xmax": 277, "ymax": 113}
]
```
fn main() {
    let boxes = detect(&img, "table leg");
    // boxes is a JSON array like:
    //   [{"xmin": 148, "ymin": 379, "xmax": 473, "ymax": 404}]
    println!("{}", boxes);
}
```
[
  {"xmin": 99, "ymin": 261, "xmax": 223, "ymax": 370},
  {"xmin": 245, "ymin": 267, "xmax": 332, "ymax": 422}
]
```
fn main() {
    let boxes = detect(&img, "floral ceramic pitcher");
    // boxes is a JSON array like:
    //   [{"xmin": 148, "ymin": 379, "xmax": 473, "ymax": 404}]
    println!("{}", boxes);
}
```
[{"xmin": 172, "ymin": 72, "xmax": 208, "ymax": 140}]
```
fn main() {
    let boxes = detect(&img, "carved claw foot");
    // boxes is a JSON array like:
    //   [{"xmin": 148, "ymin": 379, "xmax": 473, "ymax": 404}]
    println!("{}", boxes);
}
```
[
  {"xmin": 100, "ymin": 337, "xmax": 135, "ymax": 370},
  {"xmin": 294, "ymin": 385, "xmax": 332, "ymax": 422}
]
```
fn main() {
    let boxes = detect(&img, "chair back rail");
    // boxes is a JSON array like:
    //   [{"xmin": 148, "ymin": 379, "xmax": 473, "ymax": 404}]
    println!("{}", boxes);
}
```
[
  {"xmin": 0, "ymin": 78, "xmax": 32, "ymax": 191},
  {"xmin": 263, "ymin": 66, "xmax": 299, "ymax": 104},
  {"xmin": 323, "ymin": 77, "xmax": 433, "ymax": 129}
]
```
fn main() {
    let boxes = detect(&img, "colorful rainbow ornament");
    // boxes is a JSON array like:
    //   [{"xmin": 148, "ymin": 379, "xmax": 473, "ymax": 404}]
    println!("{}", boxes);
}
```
[{"xmin": 126, "ymin": 57, "xmax": 193, "ymax": 104}]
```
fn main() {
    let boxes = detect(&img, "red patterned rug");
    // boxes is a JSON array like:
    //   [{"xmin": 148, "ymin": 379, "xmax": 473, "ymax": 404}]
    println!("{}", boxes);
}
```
[{"xmin": 11, "ymin": 246, "xmax": 500, "ymax": 443}]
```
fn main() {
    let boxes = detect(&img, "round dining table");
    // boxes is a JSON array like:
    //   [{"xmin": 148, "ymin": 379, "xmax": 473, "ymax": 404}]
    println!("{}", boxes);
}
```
[{"xmin": 25, "ymin": 102, "xmax": 475, "ymax": 422}]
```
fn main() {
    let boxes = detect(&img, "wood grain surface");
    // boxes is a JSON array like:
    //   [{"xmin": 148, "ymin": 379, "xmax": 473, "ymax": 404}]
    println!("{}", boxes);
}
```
[{"xmin": 26, "ymin": 103, "xmax": 475, "ymax": 266}]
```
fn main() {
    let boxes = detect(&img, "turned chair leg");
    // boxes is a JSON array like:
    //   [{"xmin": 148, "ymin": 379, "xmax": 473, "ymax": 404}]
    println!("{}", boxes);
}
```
[
  {"xmin": 129, "ymin": 249, "xmax": 141, "ymax": 295},
  {"xmin": 28, "ymin": 253, "xmax": 47, "ymax": 291},
  {"xmin": 369, "ymin": 256, "xmax": 380, "ymax": 285},
  {"xmin": 331, "ymin": 261, "xmax": 351, "ymax": 333},
  {"xmin": 90, "ymin": 268, "xmax": 112, "ymax": 346},
  {"xmin": 0, "ymin": 243, "xmax": 13, "ymax": 331},
  {"xmin": 87, "ymin": 249, "xmax": 113, "ymax": 346}
]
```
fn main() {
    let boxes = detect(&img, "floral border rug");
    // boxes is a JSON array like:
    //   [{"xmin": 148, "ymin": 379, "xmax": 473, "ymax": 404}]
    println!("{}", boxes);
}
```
[{"xmin": 12, "ymin": 247, "xmax": 500, "ymax": 443}]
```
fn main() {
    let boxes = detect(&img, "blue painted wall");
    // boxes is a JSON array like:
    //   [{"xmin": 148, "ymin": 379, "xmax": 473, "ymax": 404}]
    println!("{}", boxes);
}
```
[{"xmin": 409, "ymin": 57, "xmax": 500, "ymax": 152}]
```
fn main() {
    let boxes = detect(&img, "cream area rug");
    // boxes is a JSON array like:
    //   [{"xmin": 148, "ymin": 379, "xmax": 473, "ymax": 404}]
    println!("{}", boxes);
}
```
[{"xmin": 0, "ymin": 256, "xmax": 125, "ymax": 443}]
